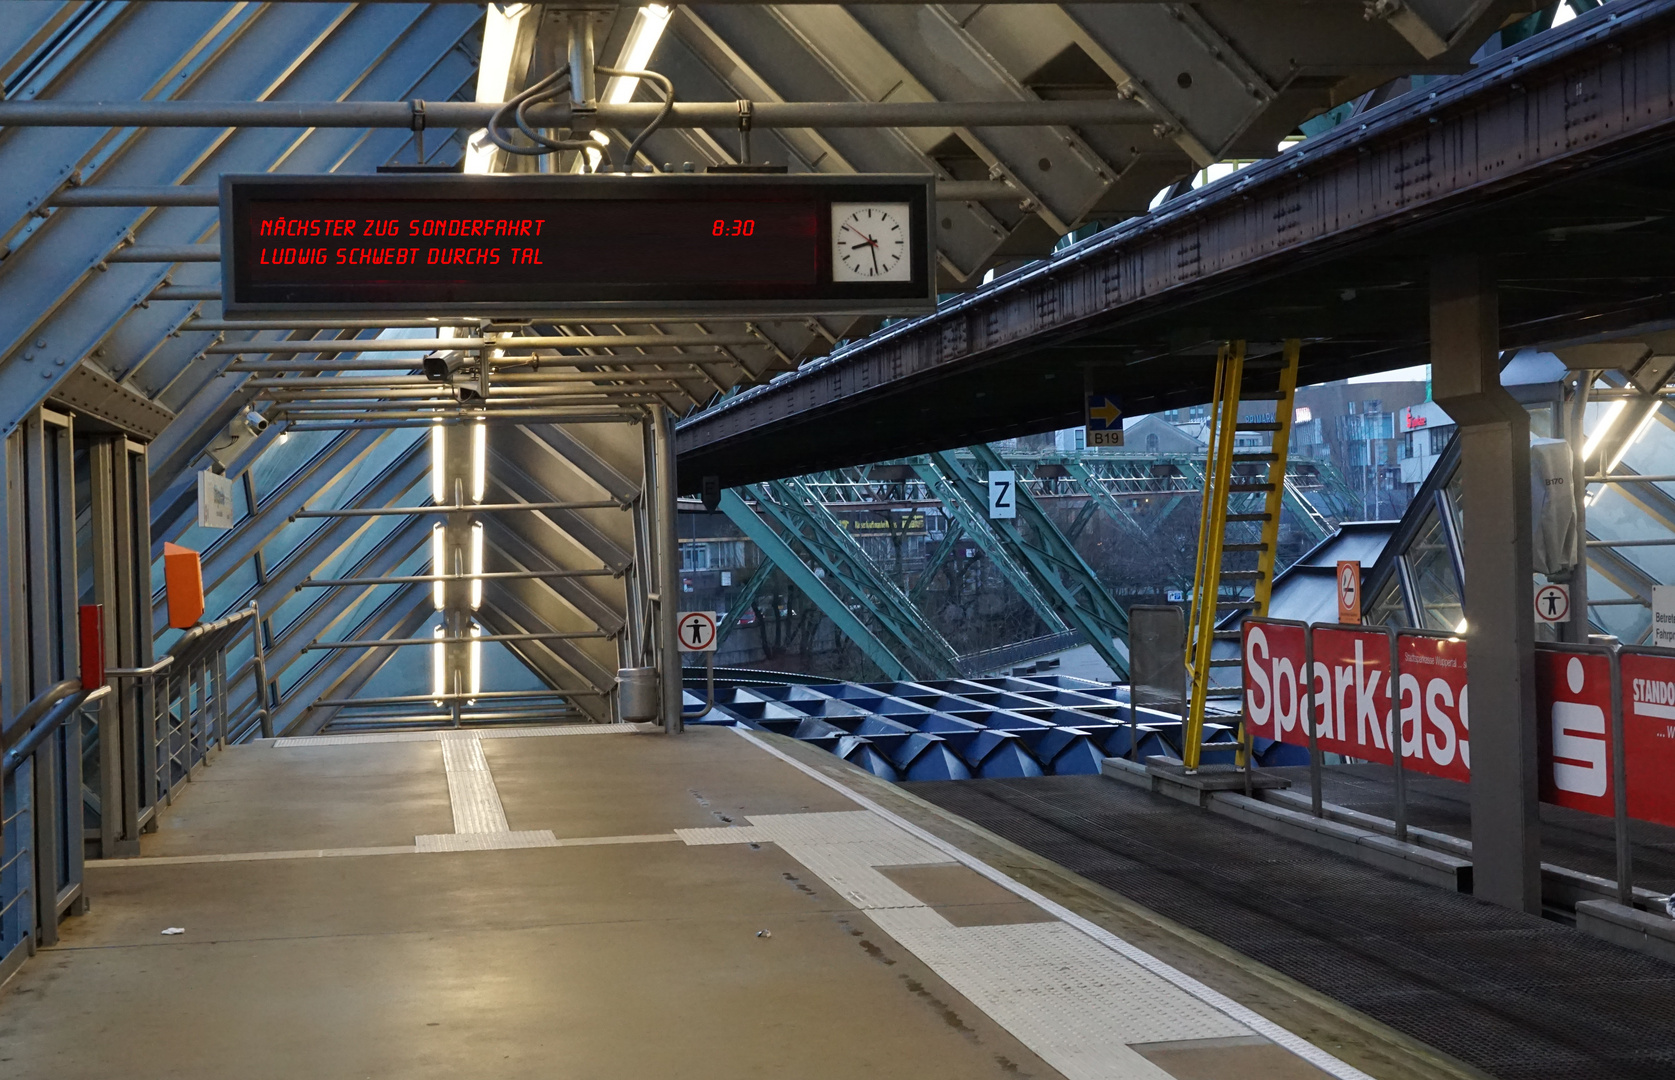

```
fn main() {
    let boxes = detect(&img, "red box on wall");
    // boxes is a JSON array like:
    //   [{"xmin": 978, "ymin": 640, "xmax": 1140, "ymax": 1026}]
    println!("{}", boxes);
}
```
[{"xmin": 79, "ymin": 604, "xmax": 104, "ymax": 690}]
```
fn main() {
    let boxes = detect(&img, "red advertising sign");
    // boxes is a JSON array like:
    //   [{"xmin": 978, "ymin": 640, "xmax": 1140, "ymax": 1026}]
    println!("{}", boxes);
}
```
[
  {"xmin": 1619, "ymin": 651, "xmax": 1675, "ymax": 829},
  {"xmin": 1243, "ymin": 620, "xmax": 1469, "ymax": 782},
  {"xmin": 1396, "ymin": 633, "xmax": 1471, "ymax": 783},
  {"xmin": 1244, "ymin": 621, "xmax": 1675, "ymax": 827},
  {"xmin": 1536, "ymin": 649, "xmax": 1616, "ymax": 817},
  {"xmin": 1242, "ymin": 621, "xmax": 1308, "ymax": 745},
  {"xmin": 1306, "ymin": 625, "xmax": 1398, "ymax": 764}
]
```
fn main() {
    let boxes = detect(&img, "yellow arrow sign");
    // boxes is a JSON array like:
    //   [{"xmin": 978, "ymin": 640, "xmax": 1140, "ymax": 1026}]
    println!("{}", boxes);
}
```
[{"xmin": 1088, "ymin": 400, "xmax": 1122, "ymax": 427}]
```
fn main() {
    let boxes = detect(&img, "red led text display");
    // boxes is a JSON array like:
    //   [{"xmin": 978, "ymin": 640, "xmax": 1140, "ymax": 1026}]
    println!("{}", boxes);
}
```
[{"xmin": 221, "ymin": 174, "xmax": 934, "ymax": 316}]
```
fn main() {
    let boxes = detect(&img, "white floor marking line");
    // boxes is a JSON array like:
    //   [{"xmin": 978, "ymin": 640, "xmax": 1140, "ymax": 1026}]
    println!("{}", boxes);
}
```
[
  {"xmin": 274, "ymin": 723, "xmax": 646, "ymax": 748},
  {"xmin": 86, "ymin": 833, "xmax": 680, "ymax": 868},
  {"xmin": 87, "ymin": 846, "xmax": 420, "ymax": 866},
  {"xmin": 729, "ymin": 725, "xmax": 1377, "ymax": 1080}
]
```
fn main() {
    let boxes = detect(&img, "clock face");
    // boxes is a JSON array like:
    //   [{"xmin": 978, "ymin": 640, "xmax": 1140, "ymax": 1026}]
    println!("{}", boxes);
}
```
[{"xmin": 831, "ymin": 202, "xmax": 912, "ymax": 283}]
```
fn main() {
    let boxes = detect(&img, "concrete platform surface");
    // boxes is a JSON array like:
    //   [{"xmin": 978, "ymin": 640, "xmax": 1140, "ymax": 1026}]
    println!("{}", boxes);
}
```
[{"xmin": 1, "ymin": 724, "xmax": 1432, "ymax": 1080}]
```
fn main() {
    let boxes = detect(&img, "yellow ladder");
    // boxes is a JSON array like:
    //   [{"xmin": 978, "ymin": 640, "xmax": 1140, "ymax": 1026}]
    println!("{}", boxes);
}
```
[{"xmin": 1183, "ymin": 339, "xmax": 1300, "ymax": 770}]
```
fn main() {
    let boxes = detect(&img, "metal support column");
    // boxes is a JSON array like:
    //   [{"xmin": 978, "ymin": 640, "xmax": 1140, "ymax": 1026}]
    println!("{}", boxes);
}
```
[
  {"xmin": 1565, "ymin": 371, "xmax": 1593, "ymax": 644},
  {"xmin": 651, "ymin": 405, "xmax": 682, "ymax": 734},
  {"xmin": 1431, "ymin": 254, "xmax": 1541, "ymax": 915}
]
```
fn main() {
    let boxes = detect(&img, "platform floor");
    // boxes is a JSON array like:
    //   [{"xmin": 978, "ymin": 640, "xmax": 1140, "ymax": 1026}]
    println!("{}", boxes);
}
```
[
  {"xmin": 912, "ymin": 774, "xmax": 1675, "ymax": 1080},
  {"xmin": 0, "ymin": 725, "xmax": 1480, "ymax": 1080}
]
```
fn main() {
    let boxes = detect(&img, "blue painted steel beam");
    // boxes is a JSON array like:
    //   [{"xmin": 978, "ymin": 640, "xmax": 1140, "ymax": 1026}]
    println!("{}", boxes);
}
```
[
  {"xmin": 910, "ymin": 458, "xmax": 1071, "ymax": 638},
  {"xmin": 719, "ymin": 489, "xmax": 914, "ymax": 681},
  {"xmin": 931, "ymin": 446, "xmax": 1129, "ymax": 678},
  {"xmin": 752, "ymin": 478, "xmax": 960, "ymax": 676}
]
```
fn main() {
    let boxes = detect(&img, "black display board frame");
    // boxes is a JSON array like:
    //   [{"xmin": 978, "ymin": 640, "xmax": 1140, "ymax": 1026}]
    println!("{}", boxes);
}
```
[{"xmin": 219, "ymin": 173, "xmax": 936, "ymax": 318}]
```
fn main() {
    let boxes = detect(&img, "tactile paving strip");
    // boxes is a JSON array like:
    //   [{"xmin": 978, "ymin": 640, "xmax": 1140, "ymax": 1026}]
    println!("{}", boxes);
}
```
[
  {"xmin": 415, "ymin": 830, "xmax": 560, "ymax": 852},
  {"xmin": 675, "ymin": 826, "xmax": 769, "ymax": 845},
  {"xmin": 868, "ymin": 910, "xmax": 1246, "ymax": 1079},
  {"xmin": 439, "ymin": 736, "xmax": 509, "ymax": 834}
]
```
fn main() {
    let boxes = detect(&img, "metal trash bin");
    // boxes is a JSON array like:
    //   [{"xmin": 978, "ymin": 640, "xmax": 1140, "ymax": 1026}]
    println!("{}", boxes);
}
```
[{"xmin": 616, "ymin": 667, "xmax": 659, "ymax": 721}]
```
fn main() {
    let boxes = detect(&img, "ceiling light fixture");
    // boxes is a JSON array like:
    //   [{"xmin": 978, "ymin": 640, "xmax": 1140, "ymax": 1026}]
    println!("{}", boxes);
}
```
[
  {"xmin": 431, "ymin": 524, "xmax": 447, "ymax": 610},
  {"xmin": 1582, "ymin": 400, "xmax": 1627, "ymax": 461},
  {"xmin": 603, "ymin": 5, "xmax": 672, "ymax": 105},
  {"xmin": 432, "ymin": 624, "xmax": 447, "ymax": 705},
  {"xmin": 1607, "ymin": 403, "xmax": 1662, "ymax": 473},
  {"xmin": 472, "ymin": 422, "xmax": 487, "ymax": 503},
  {"xmin": 470, "ymin": 522, "xmax": 485, "ymax": 611}
]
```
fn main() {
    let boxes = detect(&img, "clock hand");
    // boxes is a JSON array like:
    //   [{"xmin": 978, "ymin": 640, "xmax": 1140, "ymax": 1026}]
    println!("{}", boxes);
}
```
[{"xmin": 870, "ymin": 245, "xmax": 879, "ymax": 273}]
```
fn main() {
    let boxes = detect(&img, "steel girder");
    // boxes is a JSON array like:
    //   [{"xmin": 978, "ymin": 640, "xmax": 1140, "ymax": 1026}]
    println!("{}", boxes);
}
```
[
  {"xmin": 1058, "ymin": 459, "xmax": 1145, "ymax": 536},
  {"xmin": 718, "ymin": 488, "xmax": 916, "ymax": 682},
  {"xmin": 908, "ymin": 459, "xmax": 1071, "ymax": 638},
  {"xmin": 150, "ymin": 427, "xmax": 396, "ymax": 626},
  {"xmin": 0, "ymin": 3, "xmax": 483, "ymax": 439},
  {"xmin": 1031, "ymin": 450, "xmax": 1341, "ymax": 544},
  {"xmin": 909, "ymin": 529, "xmax": 966, "ymax": 606},
  {"xmin": 927, "ymin": 445, "xmax": 1128, "ymax": 678},
  {"xmin": 713, "ymin": 556, "xmax": 775, "ymax": 652},
  {"xmin": 757, "ymin": 477, "xmax": 961, "ymax": 676},
  {"xmin": 276, "ymin": 580, "xmax": 436, "ymax": 736}
]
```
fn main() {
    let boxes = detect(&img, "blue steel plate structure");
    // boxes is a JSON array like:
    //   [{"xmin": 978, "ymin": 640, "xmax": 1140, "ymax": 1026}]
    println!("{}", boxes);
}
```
[{"xmin": 686, "ymin": 673, "xmax": 1308, "ymax": 780}]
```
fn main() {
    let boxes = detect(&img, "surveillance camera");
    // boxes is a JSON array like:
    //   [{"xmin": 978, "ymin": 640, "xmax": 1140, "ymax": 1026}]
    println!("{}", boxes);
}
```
[
  {"xmin": 243, "ymin": 408, "xmax": 269, "ymax": 436},
  {"xmin": 423, "ymin": 350, "xmax": 468, "ymax": 383}
]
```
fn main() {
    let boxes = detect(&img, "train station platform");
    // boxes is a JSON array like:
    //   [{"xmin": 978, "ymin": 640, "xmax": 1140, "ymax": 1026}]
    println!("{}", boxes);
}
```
[
  {"xmin": 914, "ymin": 774, "xmax": 1675, "ymax": 1080},
  {"xmin": 0, "ymin": 724, "xmax": 1496, "ymax": 1080}
]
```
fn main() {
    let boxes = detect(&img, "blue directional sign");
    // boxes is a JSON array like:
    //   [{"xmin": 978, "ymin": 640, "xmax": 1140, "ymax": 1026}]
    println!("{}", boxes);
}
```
[{"xmin": 1085, "ymin": 393, "xmax": 1124, "ymax": 447}]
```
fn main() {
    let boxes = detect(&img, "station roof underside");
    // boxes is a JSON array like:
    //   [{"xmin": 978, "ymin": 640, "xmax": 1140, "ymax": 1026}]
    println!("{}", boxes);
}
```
[{"xmin": 675, "ymin": 0, "xmax": 1675, "ymax": 490}]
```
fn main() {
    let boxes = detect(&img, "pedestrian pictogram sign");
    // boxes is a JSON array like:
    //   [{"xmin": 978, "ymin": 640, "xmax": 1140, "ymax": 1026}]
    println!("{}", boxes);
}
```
[
  {"xmin": 1336, "ymin": 561, "xmax": 1361, "ymax": 625},
  {"xmin": 1535, "ymin": 582, "xmax": 1570, "ymax": 624},
  {"xmin": 677, "ymin": 610, "xmax": 718, "ymax": 652}
]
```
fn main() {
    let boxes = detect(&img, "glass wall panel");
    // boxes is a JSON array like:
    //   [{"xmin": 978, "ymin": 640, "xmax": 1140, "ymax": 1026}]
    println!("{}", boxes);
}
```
[{"xmin": 1404, "ymin": 509, "xmax": 1464, "ymax": 631}]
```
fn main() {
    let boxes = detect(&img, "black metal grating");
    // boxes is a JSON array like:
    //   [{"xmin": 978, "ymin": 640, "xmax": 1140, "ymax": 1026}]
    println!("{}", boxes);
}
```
[
  {"xmin": 1265, "ymin": 764, "xmax": 1675, "ymax": 895},
  {"xmin": 909, "ymin": 775, "xmax": 1675, "ymax": 1080}
]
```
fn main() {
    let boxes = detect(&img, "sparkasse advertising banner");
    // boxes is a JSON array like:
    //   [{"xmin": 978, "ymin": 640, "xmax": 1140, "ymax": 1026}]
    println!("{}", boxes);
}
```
[
  {"xmin": 1241, "ymin": 622, "xmax": 1469, "ymax": 783},
  {"xmin": 1242, "ymin": 618, "xmax": 1675, "ymax": 831}
]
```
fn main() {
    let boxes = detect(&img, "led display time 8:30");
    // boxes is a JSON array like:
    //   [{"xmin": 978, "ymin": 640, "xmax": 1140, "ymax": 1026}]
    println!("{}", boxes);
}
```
[{"xmin": 221, "ymin": 174, "xmax": 936, "ymax": 316}]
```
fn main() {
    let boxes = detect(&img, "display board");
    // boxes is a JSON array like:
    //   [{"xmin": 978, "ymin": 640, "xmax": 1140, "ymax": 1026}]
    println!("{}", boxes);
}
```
[{"xmin": 219, "ymin": 173, "xmax": 936, "ymax": 317}]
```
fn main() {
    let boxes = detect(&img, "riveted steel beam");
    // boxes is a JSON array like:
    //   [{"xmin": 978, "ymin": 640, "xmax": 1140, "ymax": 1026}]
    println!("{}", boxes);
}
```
[
  {"xmin": 930, "ymin": 445, "xmax": 1128, "ymax": 678},
  {"xmin": 675, "ymin": 1, "xmax": 1675, "ymax": 488},
  {"xmin": 718, "ymin": 488, "xmax": 916, "ymax": 680}
]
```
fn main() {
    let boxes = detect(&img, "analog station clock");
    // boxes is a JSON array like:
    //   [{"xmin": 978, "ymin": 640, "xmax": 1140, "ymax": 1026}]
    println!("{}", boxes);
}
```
[{"xmin": 831, "ymin": 202, "xmax": 912, "ymax": 282}]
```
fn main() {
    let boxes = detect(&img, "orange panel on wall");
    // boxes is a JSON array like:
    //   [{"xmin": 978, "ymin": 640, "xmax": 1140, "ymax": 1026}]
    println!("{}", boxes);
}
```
[{"xmin": 163, "ymin": 542, "xmax": 204, "ymax": 629}]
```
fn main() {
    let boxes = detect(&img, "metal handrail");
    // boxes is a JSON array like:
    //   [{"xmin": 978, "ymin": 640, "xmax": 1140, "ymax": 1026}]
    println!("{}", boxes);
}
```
[
  {"xmin": 2, "ymin": 685, "xmax": 107, "ymax": 778},
  {"xmin": 0, "ymin": 679, "xmax": 82, "ymax": 756},
  {"xmin": 106, "ymin": 655, "xmax": 176, "ymax": 678}
]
